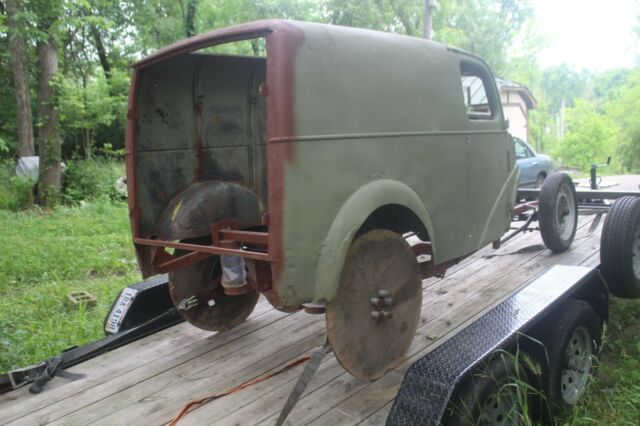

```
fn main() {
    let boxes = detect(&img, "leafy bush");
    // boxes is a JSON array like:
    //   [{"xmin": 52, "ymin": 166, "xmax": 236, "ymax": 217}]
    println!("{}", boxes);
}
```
[
  {"xmin": 0, "ymin": 160, "xmax": 34, "ymax": 211},
  {"xmin": 554, "ymin": 100, "xmax": 622, "ymax": 172},
  {"xmin": 62, "ymin": 159, "xmax": 125, "ymax": 204}
]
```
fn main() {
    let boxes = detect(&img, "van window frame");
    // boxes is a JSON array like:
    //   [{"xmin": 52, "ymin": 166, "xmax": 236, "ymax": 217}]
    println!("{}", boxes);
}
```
[{"xmin": 459, "ymin": 59, "xmax": 500, "ymax": 122}]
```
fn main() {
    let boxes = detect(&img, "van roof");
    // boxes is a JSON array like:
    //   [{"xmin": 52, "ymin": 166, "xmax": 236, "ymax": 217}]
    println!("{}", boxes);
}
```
[{"xmin": 134, "ymin": 19, "xmax": 457, "ymax": 70}]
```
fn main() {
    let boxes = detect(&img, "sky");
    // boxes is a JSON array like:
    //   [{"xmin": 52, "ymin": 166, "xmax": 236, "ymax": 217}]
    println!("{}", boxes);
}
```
[{"xmin": 534, "ymin": 0, "xmax": 638, "ymax": 71}]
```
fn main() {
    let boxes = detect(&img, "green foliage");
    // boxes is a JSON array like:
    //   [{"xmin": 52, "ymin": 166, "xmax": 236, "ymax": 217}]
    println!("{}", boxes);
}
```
[
  {"xmin": 433, "ymin": 0, "xmax": 533, "ymax": 75},
  {"xmin": 554, "ymin": 100, "xmax": 621, "ymax": 171},
  {"xmin": 62, "ymin": 159, "xmax": 124, "ymax": 204},
  {"xmin": 0, "ymin": 201, "xmax": 138, "ymax": 370},
  {"xmin": 55, "ymin": 73, "xmax": 115, "ymax": 131},
  {"xmin": 0, "ymin": 160, "xmax": 34, "ymax": 211},
  {"xmin": 0, "ymin": 137, "xmax": 10, "ymax": 155},
  {"xmin": 528, "ymin": 108, "xmax": 556, "ymax": 154},
  {"xmin": 590, "ymin": 69, "xmax": 632, "ymax": 106},
  {"xmin": 541, "ymin": 64, "xmax": 591, "ymax": 115},
  {"xmin": 55, "ymin": 68, "xmax": 128, "ymax": 158},
  {"xmin": 606, "ymin": 70, "xmax": 640, "ymax": 172}
]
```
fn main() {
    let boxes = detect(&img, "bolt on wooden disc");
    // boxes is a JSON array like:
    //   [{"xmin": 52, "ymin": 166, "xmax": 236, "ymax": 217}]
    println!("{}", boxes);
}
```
[
  {"xmin": 169, "ymin": 246, "xmax": 258, "ymax": 332},
  {"xmin": 326, "ymin": 229, "xmax": 422, "ymax": 380}
]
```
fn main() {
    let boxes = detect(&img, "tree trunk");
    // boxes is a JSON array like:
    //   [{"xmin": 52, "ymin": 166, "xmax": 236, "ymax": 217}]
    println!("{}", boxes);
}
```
[
  {"xmin": 90, "ymin": 25, "xmax": 111, "ymax": 80},
  {"xmin": 186, "ymin": 0, "xmax": 197, "ymax": 37},
  {"xmin": 36, "ymin": 37, "xmax": 62, "ymax": 207},
  {"xmin": 83, "ymin": 128, "xmax": 93, "ymax": 159},
  {"xmin": 6, "ymin": 0, "xmax": 35, "ymax": 157}
]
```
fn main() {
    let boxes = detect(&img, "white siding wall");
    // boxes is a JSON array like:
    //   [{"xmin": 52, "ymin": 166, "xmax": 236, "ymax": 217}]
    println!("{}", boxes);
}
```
[{"xmin": 499, "ymin": 89, "xmax": 529, "ymax": 143}]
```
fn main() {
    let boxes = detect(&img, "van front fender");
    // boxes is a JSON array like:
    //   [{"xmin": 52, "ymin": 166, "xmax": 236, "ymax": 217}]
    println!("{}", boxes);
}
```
[{"xmin": 312, "ymin": 179, "xmax": 435, "ymax": 303}]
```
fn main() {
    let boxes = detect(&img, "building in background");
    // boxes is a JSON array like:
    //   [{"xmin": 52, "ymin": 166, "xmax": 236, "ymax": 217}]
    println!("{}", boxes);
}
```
[{"xmin": 496, "ymin": 78, "xmax": 537, "ymax": 144}]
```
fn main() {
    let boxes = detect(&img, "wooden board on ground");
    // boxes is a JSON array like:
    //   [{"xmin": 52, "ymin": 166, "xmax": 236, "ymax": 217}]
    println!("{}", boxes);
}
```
[{"xmin": 0, "ymin": 214, "xmax": 604, "ymax": 426}]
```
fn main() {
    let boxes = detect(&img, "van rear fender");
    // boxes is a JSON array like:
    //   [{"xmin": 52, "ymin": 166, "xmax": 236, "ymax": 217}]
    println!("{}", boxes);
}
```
[{"xmin": 313, "ymin": 179, "xmax": 435, "ymax": 303}]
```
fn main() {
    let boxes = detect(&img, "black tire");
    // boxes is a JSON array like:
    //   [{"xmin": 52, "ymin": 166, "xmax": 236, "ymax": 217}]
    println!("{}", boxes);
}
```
[
  {"xmin": 446, "ymin": 353, "xmax": 531, "ymax": 425},
  {"xmin": 600, "ymin": 196, "xmax": 640, "ymax": 298},
  {"xmin": 529, "ymin": 299, "xmax": 601, "ymax": 418},
  {"xmin": 169, "ymin": 237, "xmax": 259, "ymax": 331},
  {"xmin": 538, "ymin": 172, "xmax": 578, "ymax": 253}
]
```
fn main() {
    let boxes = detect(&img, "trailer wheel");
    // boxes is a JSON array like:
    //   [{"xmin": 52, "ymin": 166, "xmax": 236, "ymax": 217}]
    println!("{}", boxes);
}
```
[
  {"xmin": 326, "ymin": 229, "xmax": 422, "ymax": 380},
  {"xmin": 600, "ymin": 196, "xmax": 640, "ymax": 298},
  {"xmin": 538, "ymin": 172, "xmax": 578, "ymax": 253},
  {"xmin": 169, "ymin": 238, "xmax": 259, "ymax": 331},
  {"xmin": 533, "ymin": 299, "xmax": 601, "ymax": 417},
  {"xmin": 446, "ymin": 354, "xmax": 530, "ymax": 425}
]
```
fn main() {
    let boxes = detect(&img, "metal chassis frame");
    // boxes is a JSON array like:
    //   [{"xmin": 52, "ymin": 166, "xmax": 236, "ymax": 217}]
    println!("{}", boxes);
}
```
[{"xmin": 493, "ymin": 188, "xmax": 640, "ymax": 250}]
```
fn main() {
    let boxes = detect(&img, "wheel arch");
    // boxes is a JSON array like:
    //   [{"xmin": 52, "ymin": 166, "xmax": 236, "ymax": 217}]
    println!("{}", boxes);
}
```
[{"xmin": 312, "ymin": 179, "xmax": 435, "ymax": 303}]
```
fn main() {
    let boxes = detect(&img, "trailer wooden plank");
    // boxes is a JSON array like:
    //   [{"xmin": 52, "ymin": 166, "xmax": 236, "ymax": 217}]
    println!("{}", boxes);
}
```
[
  {"xmin": 97, "ymin": 221, "xmax": 557, "ymax": 425},
  {"xmin": 0, "ymin": 298, "xmax": 281, "ymax": 423},
  {"xmin": 11, "ymin": 312, "xmax": 323, "ymax": 426},
  {"xmin": 294, "ymin": 218, "xmax": 602, "ymax": 426},
  {"xmin": 220, "ymin": 217, "xmax": 599, "ymax": 426},
  {"xmin": 0, "ymin": 214, "xmax": 604, "ymax": 426}
]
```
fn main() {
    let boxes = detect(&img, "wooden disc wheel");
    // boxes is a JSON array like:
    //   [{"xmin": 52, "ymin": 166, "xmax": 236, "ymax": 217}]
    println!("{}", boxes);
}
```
[
  {"xmin": 169, "ymin": 240, "xmax": 259, "ymax": 332},
  {"xmin": 326, "ymin": 229, "xmax": 422, "ymax": 380}
]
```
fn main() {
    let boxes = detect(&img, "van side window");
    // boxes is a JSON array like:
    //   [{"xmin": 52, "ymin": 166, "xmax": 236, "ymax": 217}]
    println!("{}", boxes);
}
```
[{"xmin": 460, "ymin": 62, "xmax": 494, "ymax": 120}]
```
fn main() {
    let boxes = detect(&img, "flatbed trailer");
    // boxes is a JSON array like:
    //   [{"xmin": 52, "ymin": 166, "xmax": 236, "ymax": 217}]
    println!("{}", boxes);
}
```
[{"xmin": 0, "ymin": 210, "xmax": 610, "ymax": 425}]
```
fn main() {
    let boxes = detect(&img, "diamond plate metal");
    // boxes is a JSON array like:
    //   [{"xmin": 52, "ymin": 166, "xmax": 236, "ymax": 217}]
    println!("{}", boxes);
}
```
[{"xmin": 387, "ymin": 265, "xmax": 600, "ymax": 425}]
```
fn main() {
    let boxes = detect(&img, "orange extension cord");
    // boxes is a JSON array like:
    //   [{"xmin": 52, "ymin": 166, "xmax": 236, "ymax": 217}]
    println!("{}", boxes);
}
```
[{"xmin": 167, "ymin": 356, "xmax": 311, "ymax": 426}]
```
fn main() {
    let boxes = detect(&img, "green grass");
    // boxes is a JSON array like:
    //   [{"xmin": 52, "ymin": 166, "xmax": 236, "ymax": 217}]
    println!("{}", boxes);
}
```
[
  {"xmin": 0, "ymin": 201, "xmax": 140, "ymax": 371},
  {"xmin": 571, "ymin": 298, "xmax": 640, "ymax": 425}
]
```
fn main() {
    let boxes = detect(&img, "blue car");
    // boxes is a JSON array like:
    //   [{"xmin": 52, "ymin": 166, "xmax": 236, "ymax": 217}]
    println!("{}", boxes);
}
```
[{"xmin": 514, "ymin": 136, "xmax": 554, "ymax": 188}]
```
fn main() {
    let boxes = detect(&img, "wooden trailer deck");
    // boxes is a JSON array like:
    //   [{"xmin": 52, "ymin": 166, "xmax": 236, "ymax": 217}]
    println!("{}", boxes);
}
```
[{"xmin": 0, "ymin": 214, "xmax": 605, "ymax": 426}]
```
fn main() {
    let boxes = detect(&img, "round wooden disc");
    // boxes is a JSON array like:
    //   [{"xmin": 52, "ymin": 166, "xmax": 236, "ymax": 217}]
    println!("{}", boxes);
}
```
[
  {"xmin": 326, "ymin": 229, "xmax": 422, "ymax": 380},
  {"xmin": 169, "ymin": 250, "xmax": 258, "ymax": 331}
]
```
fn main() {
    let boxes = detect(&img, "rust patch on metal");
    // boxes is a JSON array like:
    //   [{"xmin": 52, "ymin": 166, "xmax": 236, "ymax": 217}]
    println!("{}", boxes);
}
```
[
  {"xmin": 266, "ymin": 23, "xmax": 305, "ymax": 289},
  {"xmin": 411, "ymin": 241, "xmax": 433, "ymax": 257},
  {"xmin": 223, "ymin": 283, "xmax": 255, "ymax": 296}
]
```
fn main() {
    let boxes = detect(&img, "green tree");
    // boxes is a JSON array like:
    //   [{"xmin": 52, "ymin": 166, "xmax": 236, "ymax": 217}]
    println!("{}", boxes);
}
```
[
  {"xmin": 5, "ymin": 0, "xmax": 35, "ymax": 157},
  {"xmin": 32, "ymin": 0, "xmax": 64, "ymax": 207},
  {"xmin": 55, "ymin": 71, "xmax": 125, "ymax": 159},
  {"xmin": 607, "ymin": 69, "xmax": 640, "ymax": 171},
  {"xmin": 433, "ymin": 0, "xmax": 532, "ymax": 75},
  {"xmin": 540, "ymin": 64, "xmax": 590, "ymax": 115},
  {"xmin": 555, "ymin": 100, "xmax": 621, "ymax": 172}
]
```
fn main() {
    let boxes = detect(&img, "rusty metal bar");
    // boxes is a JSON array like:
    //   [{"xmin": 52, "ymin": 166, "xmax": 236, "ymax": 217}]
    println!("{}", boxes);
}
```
[
  {"xmin": 518, "ymin": 188, "xmax": 640, "ymax": 200},
  {"xmin": 511, "ymin": 200, "xmax": 538, "ymax": 216},
  {"xmin": 219, "ymin": 230, "xmax": 269, "ymax": 246},
  {"xmin": 134, "ymin": 238, "xmax": 272, "ymax": 261},
  {"xmin": 157, "ymin": 251, "xmax": 215, "ymax": 273},
  {"xmin": 210, "ymin": 220, "xmax": 239, "ymax": 245},
  {"xmin": 419, "ymin": 256, "xmax": 463, "ymax": 280},
  {"xmin": 411, "ymin": 242, "xmax": 433, "ymax": 257}
]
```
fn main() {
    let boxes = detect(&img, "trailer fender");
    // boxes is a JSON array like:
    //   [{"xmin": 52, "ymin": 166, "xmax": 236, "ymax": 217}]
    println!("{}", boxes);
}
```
[
  {"xmin": 312, "ymin": 179, "xmax": 435, "ymax": 303},
  {"xmin": 155, "ymin": 181, "xmax": 264, "ymax": 241}
]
